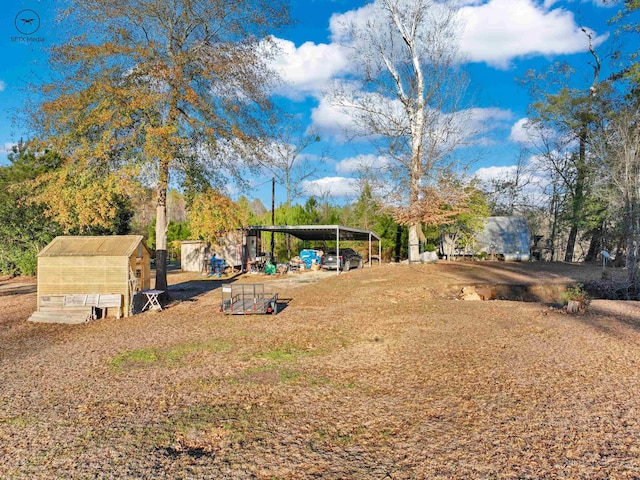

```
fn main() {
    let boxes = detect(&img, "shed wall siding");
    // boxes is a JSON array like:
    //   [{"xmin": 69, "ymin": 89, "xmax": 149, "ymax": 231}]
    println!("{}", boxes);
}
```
[
  {"xmin": 129, "ymin": 252, "xmax": 151, "ymax": 291},
  {"xmin": 37, "ymin": 256, "xmax": 131, "ymax": 317},
  {"xmin": 181, "ymin": 241, "xmax": 209, "ymax": 272}
]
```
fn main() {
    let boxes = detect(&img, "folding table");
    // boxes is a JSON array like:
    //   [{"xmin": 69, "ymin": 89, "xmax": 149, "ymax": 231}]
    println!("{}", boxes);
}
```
[{"xmin": 141, "ymin": 289, "xmax": 164, "ymax": 312}]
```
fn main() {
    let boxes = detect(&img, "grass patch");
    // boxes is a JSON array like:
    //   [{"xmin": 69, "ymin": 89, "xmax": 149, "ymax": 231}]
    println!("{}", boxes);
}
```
[
  {"xmin": 256, "ymin": 343, "xmax": 314, "ymax": 363},
  {"xmin": 1, "ymin": 414, "xmax": 38, "ymax": 427},
  {"xmin": 240, "ymin": 364, "xmax": 332, "ymax": 385},
  {"xmin": 109, "ymin": 339, "xmax": 233, "ymax": 370}
]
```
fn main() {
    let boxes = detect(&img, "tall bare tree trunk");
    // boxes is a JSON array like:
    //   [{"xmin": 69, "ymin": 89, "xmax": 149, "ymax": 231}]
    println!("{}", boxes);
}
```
[
  {"xmin": 408, "ymin": 224, "xmax": 420, "ymax": 263},
  {"xmin": 625, "ymin": 199, "xmax": 638, "ymax": 286},
  {"xmin": 155, "ymin": 160, "xmax": 169, "ymax": 294},
  {"xmin": 408, "ymin": 96, "xmax": 425, "ymax": 263},
  {"xmin": 564, "ymin": 128, "xmax": 587, "ymax": 262}
]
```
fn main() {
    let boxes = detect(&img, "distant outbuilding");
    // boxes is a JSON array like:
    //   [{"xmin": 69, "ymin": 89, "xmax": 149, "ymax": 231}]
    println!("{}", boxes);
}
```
[
  {"xmin": 31, "ymin": 235, "xmax": 150, "ymax": 322},
  {"xmin": 181, "ymin": 240, "xmax": 209, "ymax": 273},
  {"xmin": 442, "ymin": 216, "xmax": 531, "ymax": 261}
]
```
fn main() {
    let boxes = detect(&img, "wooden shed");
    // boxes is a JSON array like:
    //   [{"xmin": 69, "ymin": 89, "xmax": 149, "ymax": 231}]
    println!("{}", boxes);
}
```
[
  {"xmin": 31, "ymin": 235, "xmax": 151, "ymax": 323},
  {"xmin": 181, "ymin": 240, "xmax": 210, "ymax": 273}
]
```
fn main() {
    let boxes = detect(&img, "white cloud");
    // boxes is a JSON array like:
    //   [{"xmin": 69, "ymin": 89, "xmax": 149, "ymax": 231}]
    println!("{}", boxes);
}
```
[
  {"xmin": 462, "ymin": 107, "xmax": 513, "ymax": 140},
  {"xmin": 473, "ymin": 159, "xmax": 551, "ymax": 208},
  {"xmin": 473, "ymin": 164, "xmax": 520, "ymax": 183},
  {"xmin": 313, "ymin": 84, "xmax": 514, "ymax": 148},
  {"xmin": 310, "ymin": 95, "xmax": 360, "ymax": 141},
  {"xmin": 335, "ymin": 154, "xmax": 391, "ymax": 174},
  {"xmin": 302, "ymin": 176, "xmax": 359, "ymax": 198},
  {"xmin": 271, "ymin": 38, "xmax": 352, "ymax": 99},
  {"xmin": 0, "ymin": 80, "xmax": 6, "ymax": 92},
  {"xmin": 328, "ymin": 3, "xmax": 377, "ymax": 44},
  {"xmin": 467, "ymin": 107, "xmax": 513, "ymax": 124},
  {"xmin": 1, "ymin": 142, "xmax": 16, "ymax": 153},
  {"xmin": 508, "ymin": 117, "xmax": 568, "ymax": 148},
  {"xmin": 458, "ymin": 0, "xmax": 609, "ymax": 68},
  {"xmin": 328, "ymin": 0, "xmax": 608, "ymax": 71},
  {"xmin": 509, "ymin": 118, "xmax": 533, "ymax": 144}
]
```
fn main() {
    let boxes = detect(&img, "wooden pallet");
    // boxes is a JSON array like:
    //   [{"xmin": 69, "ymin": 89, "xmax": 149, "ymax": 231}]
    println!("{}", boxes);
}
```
[
  {"xmin": 29, "ymin": 294, "xmax": 123, "ymax": 324},
  {"xmin": 28, "ymin": 310, "xmax": 94, "ymax": 324}
]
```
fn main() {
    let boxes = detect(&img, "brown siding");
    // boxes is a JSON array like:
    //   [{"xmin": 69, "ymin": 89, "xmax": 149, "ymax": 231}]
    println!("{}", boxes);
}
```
[{"xmin": 129, "ymin": 250, "xmax": 151, "ymax": 292}]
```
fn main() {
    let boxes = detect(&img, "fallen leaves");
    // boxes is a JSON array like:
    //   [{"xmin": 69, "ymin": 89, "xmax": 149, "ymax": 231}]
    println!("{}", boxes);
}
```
[{"xmin": 3, "ymin": 263, "xmax": 640, "ymax": 478}]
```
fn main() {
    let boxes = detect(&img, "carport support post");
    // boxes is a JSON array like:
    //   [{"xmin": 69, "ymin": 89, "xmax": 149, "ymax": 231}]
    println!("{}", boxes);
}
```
[
  {"xmin": 270, "ymin": 177, "xmax": 275, "ymax": 261},
  {"xmin": 336, "ymin": 226, "xmax": 340, "ymax": 276}
]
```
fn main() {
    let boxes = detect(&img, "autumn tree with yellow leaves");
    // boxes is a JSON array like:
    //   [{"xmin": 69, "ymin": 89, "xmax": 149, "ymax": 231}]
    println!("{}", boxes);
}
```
[
  {"xmin": 188, "ymin": 189, "xmax": 250, "ymax": 246},
  {"xmin": 29, "ymin": 0, "xmax": 290, "ymax": 292}
]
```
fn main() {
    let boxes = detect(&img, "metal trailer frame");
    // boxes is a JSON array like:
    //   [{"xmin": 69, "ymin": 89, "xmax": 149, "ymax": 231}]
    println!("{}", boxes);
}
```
[{"xmin": 220, "ymin": 283, "xmax": 278, "ymax": 315}]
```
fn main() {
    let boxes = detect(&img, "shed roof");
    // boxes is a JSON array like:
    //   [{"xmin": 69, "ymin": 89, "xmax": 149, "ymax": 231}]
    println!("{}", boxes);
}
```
[
  {"xmin": 247, "ymin": 225, "xmax": 380, "ymax": 242},
  {"xmin": 38, "ymin": 235, "xmax": 147, "ymax": 258}
]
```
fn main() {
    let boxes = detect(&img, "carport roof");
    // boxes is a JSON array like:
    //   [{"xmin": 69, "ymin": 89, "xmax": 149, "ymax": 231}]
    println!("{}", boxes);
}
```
[{"xmin": 247, "ymin": 225, "xmax": 380, "ymax": 242}]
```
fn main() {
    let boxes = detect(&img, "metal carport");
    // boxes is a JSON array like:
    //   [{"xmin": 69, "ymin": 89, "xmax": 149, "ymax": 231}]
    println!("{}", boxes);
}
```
[{"xmin": 247, "ymin": 225, "xmax": 381, "ymax": 274}]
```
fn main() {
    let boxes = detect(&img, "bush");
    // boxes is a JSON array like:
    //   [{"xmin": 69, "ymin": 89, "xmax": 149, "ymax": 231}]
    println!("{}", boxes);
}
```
[
  {"xmin": 14, "ymin": 249, "xmax": 38, "ymax": 276},
  {"xmin": 561, "ymin": 284, "xmax": 591, "ymax": 307},
  {"xmin": 0, "ymin": 246, "xmax": 38, "ymax": 276}
]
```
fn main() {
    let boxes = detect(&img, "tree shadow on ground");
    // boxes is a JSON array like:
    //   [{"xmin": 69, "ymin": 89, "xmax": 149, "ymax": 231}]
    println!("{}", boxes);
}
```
[
  {"xmin": 0, "ymin": 283, "xmax": 37, "ymax": 296},
  {"xmin": 166, "ymin": 277, "xmax": 238, "ymax": 302},
  {"xmin": 575, "ymin": 301, "xmax": 640, "ymax": 337}
]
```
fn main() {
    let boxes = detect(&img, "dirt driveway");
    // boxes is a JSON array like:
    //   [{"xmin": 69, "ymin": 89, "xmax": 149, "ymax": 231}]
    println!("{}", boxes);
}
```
[{"xmin": 2, "ymin": 261, "xmax": 640, "ymax": 479}]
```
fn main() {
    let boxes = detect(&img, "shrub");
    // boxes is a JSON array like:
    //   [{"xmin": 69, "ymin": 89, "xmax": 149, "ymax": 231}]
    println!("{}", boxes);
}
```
[
  {"xmin": 561, "ymin": 283, "xmax": 591, "ymax": 308},
  {"xmin": 13, "ymin": 249, "xmax": 38, "ymax": 276},
  {"xmin": 0, "ymin": 246, "xmax": 38, "ymax": 276}
]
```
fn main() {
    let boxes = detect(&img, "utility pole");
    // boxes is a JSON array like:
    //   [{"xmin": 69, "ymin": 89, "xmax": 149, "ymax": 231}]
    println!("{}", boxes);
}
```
[{"xmin": 271, "ymin": 177, "xmax": 275, "ymax": 261}]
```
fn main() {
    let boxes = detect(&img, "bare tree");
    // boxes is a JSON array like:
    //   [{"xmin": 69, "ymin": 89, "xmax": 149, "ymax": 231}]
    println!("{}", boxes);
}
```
[
  {"xmin": 521, "ymin": 30, "xmax": 603, "ymax": 262},
  {"xmin": 519, "ymin": 120, "xmax": 577, "ymax": 261},
  {"xmin": 481, "ymin": 151, "xmax": 534, "ymax": 216},
  {"xmin": 593, "ymin": 103, "xmax": 640, "ymax": 285},
  {"xmin": 330, "ymin": 0, "xmax": 471, "ymax": 262},
  {"xmin": 261, "ymin": 126, "xmax": 322, "ymax": 206}
]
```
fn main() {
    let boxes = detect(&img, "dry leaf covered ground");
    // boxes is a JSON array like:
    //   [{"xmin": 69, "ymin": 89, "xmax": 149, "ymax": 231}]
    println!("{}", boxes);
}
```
[{"xmin": 2, "ymin": 261, "xmax": 640, "ymax": 479}]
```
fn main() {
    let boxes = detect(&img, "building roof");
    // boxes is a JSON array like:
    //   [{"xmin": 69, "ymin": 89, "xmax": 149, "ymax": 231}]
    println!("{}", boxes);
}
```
[
  {"xmin": 247, "ymin": 225, "xmax": 380, "ymax": 242},
  {"xmin": 38, "ymin": 235, "xmax": 147, "ymax": 258}
]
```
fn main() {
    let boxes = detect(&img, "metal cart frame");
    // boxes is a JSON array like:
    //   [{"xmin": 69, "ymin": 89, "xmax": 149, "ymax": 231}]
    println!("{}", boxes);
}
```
[{"xmin": 220, "ymin": 283, "xmax": 278, "ymax": 315}]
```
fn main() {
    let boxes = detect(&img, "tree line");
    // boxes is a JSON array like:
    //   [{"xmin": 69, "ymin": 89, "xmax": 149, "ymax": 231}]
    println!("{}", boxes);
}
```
[
  {"xmin": 480, "ymin": 1, "xmax": 640, "ymax": 284},
  {"xmin": 2, "ymin": 0, "xmax": 640, "ymax": 288}
]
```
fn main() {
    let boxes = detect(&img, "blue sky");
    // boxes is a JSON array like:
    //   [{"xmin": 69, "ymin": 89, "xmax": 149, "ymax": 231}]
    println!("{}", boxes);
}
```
[{"xmin": 0, "ymin": 0, "xmax": 635, "ymax": 208}]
